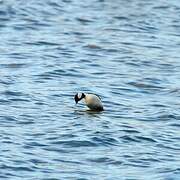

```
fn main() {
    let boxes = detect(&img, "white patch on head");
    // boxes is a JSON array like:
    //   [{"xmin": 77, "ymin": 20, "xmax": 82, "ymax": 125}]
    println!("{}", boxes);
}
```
[{"xmin": 78, "ymin": 93, "xmax": 82, "ymax": 99}]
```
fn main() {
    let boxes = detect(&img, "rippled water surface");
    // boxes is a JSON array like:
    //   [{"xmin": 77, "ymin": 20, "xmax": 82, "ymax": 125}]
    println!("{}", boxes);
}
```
[{"xmin": 0, "ymin": 0, "xmax": 180, "ymax": 179}]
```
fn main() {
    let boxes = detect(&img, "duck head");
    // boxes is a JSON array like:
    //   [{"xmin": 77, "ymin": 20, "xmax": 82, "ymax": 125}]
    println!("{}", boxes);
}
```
[{"xmin": 74, "ymin": 93, "xmax": 85, "ymax": 104}]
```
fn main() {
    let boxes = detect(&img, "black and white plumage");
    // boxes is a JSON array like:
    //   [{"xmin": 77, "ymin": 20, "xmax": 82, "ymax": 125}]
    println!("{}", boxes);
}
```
[{"xmin": 74, "ymin": 93, "xmax": 104, "ymax": 111}]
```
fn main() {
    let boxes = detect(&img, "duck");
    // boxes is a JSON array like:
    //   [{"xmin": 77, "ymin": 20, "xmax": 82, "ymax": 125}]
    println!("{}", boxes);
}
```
[{"xmin": 74, "ymin": 92, "xmax": 104, "ymax": 111}]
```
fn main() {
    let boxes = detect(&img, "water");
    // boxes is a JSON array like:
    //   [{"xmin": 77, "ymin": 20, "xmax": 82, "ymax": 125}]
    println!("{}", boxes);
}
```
[{"xmin": 0, "ymin": 0, "xmax": 180, "ymax": 179}]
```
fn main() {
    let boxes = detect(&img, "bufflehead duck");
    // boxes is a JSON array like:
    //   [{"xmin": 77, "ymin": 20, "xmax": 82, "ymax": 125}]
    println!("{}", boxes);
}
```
[{"xmin": 74, "ymin": 93, "xmax": 104, "ymax": 111}]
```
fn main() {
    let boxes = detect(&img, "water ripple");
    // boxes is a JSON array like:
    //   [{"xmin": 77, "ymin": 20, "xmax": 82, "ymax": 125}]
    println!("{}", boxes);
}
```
[{"xmin": 0, "ymin": 0, "xmax": 180, "ymax": 179}]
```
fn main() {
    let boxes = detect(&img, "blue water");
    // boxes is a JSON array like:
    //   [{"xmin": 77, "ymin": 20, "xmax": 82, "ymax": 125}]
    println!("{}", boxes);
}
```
[{"xmin": 0, "ymin": 0, "xmax": 180, "ymax": 179}]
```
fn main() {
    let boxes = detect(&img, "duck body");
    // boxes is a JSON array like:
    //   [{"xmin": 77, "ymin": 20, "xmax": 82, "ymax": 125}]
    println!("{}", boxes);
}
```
[
  {"xmin": 74, "ymin": 93, "xmax": 103, "ymax": 111},
  {"xmin": 84, "ymin": 94, "xmax": 103, "ymax": 111}
]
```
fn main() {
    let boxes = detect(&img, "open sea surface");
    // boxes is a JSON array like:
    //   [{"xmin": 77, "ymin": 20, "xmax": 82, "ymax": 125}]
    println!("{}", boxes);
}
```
[{"xmin": 0, "ymin": 0, "xmax": 180, "ymax": 179}]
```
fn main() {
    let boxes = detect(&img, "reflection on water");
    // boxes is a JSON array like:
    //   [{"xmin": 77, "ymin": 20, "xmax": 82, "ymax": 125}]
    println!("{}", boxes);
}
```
[{"xmin": 74, "ymin": 109, "xmax": 103, "ymax": 118}]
